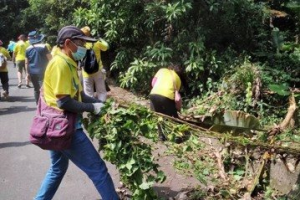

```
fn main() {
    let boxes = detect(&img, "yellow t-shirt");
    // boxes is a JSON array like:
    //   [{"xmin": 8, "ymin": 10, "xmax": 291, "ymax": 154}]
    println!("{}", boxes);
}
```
[
  {"xmin": 150, "ymin": 68, "xmax": 181, "ymax": 100},
  {"xmin": 14, "ymin": 40, "xmax": 27, "ymax": 61},
  {"xmin": 0, "ymin": 47, "xmax": 11, "ymax": 72},
  {"xmin": 82, "ymin": 39, "xmax": 109, "ymax": 78},
  {"xmin": 43, "ymin": 51, "xmax": 82, "ymax": 110},
  {"xmin": 25, "ymin": 40, "xmax": 30, "ymax": 48}
]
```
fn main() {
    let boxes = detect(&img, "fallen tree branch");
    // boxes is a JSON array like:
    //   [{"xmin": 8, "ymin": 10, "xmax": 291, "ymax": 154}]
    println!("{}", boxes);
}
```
[
  {"xmin": 214, "ymin": 149, "xmax": 228, "ymax": 181},
  {"xmin": 112, "ymin": 98, "xmax": 300, "ymax": 156}
]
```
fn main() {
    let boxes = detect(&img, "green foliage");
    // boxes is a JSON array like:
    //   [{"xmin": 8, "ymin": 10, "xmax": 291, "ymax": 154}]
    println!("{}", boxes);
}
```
[
  {"xmin": 0, "ymin": 0, "xmax": 30, "ymax": 44},
  {"xmin": 119, "ymin": 58, "xmax": 156, "ymax": 91},
  {"xmin": 8, "ymin": 0, "xmax": 297, "ymax": 108},
  {"xmin": 26, "ymin": 0, "xmax": 90, "ymax": 44},
  {"xmin": 268, "ymin": 84, "xmax": 290, "ymax": 96},
  {"xmin": 83, "ymin": 100, "xmax": 166, "ymax": 200}
]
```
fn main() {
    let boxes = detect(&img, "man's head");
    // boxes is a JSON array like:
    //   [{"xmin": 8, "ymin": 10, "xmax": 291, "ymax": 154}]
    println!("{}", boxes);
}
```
[
  {"xmin": 0, "ymin": 40, "xmax": 3, "ymax": 46},
  {"xmin": 56, "ymin": 25, "xmax": 97, "ymax": 61},
  {"xmin": 169, "ymin": 62, "xmax": 183, "ymax": 76},
  {"xmin": 18, "ymin": 34, "xmax": 26, "ymax": 41},
  {"xmin": 56, "ymin": 25, "xmax": 96, "ymax": 46},
  {"xmin": 28, "ymin": 31, "xmax": 45, "ymax": 45}
]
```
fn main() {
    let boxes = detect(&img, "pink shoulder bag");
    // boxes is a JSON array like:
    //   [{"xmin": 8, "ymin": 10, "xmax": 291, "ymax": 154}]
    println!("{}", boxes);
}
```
[
  {"xmin": 29, "ymin": 58, "xmax": 78, "ymax": 150},
  {"xmin": 29, "ymin": 89, "xmax": 77, "ymax": 150}
]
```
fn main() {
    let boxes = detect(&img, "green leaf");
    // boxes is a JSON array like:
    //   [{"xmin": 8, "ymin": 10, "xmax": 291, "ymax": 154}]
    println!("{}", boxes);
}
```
[
  {"xmin": 126, "ymin": 157, "xmax": 136, "ymax": 170},
  {"xmin": 156, "ymin": 171, "xmax": 166, "ymax": 183},
  {"xmin": 268, "ymin": 84, "xmax": 290, "ymax": 96},
  {"xmin": 139, "ymin": 181, "xmax": 153, "ymax": 190}
]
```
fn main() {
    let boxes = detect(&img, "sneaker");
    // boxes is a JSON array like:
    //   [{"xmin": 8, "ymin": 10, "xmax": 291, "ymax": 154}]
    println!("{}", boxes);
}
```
[
  {"xmin": 2, "ymin": 91, "xmax": 9, "ymax": 100},
  {"xmin": 25, "ymin": 84, "xmax": 32, "ymax": 88},
  {"xmin": 18, "ymin": 83, "xmax": 22, "ymax": 88}
]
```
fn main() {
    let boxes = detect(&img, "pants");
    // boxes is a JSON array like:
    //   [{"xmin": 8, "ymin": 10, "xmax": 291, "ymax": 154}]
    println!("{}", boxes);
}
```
[
  {"xmin": 149, "ymin": 94, "xmax": 178, "ymax": 118},
  {"xmin": 34, "ymin": 129, "xmax": 119, "ymax": 200},
  {"xmin": 83, "ymin": 70, "xmax": 107, "ymax": 102},
  {"xmin": 0, "ymin": 72, "xmax": 9, "ymax": 93},
  {"xmin": 30, "ymin": 74, "xmax": 43, "ymax": 104},
  {"xmin": 150, "ymin": 94, "xmax": 179, "ymax": 140}
]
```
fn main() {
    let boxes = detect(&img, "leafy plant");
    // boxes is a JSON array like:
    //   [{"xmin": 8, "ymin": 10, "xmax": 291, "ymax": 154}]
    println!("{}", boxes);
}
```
[{"xmin": 83, "ymin": 101, "xmax": 166, "ymax": 199}]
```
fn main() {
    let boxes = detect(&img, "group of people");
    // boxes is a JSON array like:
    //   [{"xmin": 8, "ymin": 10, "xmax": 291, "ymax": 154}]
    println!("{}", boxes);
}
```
[
  {"xmin": 0, "ymin": 26, "xmax": 109, "ymax": 105},
  {"xmin": 1, "ymin": 24, "xmax": 184, "ymax": 200},
  {"xmin": 0, "ymin": 34, "xmax": 48, "ymax": 101}
]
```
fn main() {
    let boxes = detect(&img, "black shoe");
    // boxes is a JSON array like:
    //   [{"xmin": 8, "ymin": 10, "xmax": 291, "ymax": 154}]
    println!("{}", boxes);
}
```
[
  {"xmin": 159, "ymin": 134, "xmax": 167, "ymax": 141},
  {"xmin": 17, "ymin": 83, "xmax": 22, "ymax": 88},
  {"xmin": 25, "ymin": 84, "xmax": 32, "ymax": 88},
  {"xmin": 175, "ymin": 137, "xmax": 184, "ymax": 144}
]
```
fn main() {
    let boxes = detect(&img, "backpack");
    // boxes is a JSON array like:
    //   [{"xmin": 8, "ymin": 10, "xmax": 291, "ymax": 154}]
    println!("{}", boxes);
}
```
[
  {"xmin": 0, "ymin": 53, "xmax": 7, "ymax": 69},
  {"xmin": 81, "ymin": 48, "xmax": 99, "ymax": 74}
]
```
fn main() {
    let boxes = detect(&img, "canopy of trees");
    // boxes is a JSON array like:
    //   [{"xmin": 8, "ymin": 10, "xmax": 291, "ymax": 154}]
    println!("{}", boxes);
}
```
[{"xmin": 1, "ymin": 0, "xmax": 299, "ymax": 124}]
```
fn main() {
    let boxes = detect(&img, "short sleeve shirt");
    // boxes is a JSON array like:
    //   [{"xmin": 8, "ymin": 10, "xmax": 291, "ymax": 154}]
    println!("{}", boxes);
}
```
[
  {"xmin": 14, "ymin": 40, "xmax": 27, "ymax": 61},
  {"xmin": 150, "ymin": 68, "xmax": 181, "ymax": 100},
  {"xmin": 43, "ymin": 51, "xmax": 82, "ymax": 110},
  {"xmin": 0, "ymin": 47, "xmax": 11, "ymax": 72},
  {"xmin": 26, "ymin": 44, "xmax": 50, "ymax": 75}
]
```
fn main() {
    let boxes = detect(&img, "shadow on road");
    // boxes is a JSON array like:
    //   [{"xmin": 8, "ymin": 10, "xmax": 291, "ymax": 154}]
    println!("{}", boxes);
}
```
[
  {"xmin": 0, "ymin": 106, "xmax": 36, "ymax": 115},
  {"xmin": 153, "ymin": 186, "xmax": 180, "ymax": 199},
  {"xmin": 0, "ymin": 141, "xmax": 31, "ymax": 149},
  {"xmin": 5, "ymin": 96, "xmax": 36, "ymax": 103}
]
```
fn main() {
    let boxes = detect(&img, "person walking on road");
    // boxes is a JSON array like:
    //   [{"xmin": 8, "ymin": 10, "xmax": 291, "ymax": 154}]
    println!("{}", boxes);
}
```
[
  {"xmin": 13, "ymin": 34, "xmax": 31, "ymax": 88},
  {"xmin": 7, "ymin": 40, "xmax": 16, "ymax": 58},
  {"xmin": 81, "ymin": 26, "xmax": 109, "ymax": 102},
  {"xmin": 0, "ymin": 40, "xmax": 12, "ymax": 100},
  {"xmin": 33, "ymin": 25, "xmax": 119, "ymax": 200},
  {"xmin": 26, "ymin": 31, "xmax": 52, "ymax": 104}
]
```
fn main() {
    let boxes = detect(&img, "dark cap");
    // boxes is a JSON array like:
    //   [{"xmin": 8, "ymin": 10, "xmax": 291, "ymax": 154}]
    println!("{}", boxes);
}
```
[{"xmin": 56, "ymin": 25, "xmax": 97, "ymax": 45}]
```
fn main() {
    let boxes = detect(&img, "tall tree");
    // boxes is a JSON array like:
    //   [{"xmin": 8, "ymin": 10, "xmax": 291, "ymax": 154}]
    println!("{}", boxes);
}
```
[
  {"xmin": 0, "ymin": 0, "xmax": 30, "ymax": 45},
  {"xmin": 26, "ymin": 0, "xmax": 90, "ymax": 45}
]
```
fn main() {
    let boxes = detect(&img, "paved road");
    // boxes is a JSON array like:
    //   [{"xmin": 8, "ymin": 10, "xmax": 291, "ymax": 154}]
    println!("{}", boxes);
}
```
[{"xmin": 0, "ymin": 61, "xmax": 120, "ymax": 200}]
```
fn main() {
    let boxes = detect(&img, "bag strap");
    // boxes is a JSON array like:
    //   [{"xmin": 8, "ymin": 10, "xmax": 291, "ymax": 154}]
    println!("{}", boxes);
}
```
[{"xmin": 57, "ymin": 55, "xmax": 80, "ymax": 100}]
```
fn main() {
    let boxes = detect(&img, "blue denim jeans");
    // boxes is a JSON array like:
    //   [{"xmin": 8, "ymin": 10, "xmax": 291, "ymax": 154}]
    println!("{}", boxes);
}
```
[{"xmin": 34, "ymin": 129, "xmax": 119, "ymax": 200}]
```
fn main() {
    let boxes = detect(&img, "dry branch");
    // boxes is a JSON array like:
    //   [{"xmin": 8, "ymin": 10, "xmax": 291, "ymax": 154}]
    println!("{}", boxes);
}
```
[
  {"xmin": 269, "ymin": 93, "xmax": 298, "ymax": 136},
  {"xmin": 112, "ymin": 97, "xmax": 300, "ymax": 156}
]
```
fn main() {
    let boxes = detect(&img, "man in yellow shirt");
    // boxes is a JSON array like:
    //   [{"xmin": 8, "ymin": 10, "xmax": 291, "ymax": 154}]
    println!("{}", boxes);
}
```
[
  {"xmin": 81, "ymin": 26, "xmax": 109, "ymax": 102},
  {"xmin": 13, "ymin": 34, "xmax": 30, "ymax": 88},
  {"xmin": 0, "ymin": 40, "xmax": 12, "ymax": 100}
]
